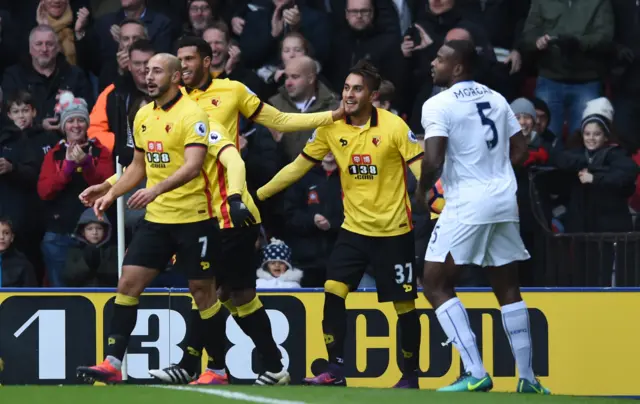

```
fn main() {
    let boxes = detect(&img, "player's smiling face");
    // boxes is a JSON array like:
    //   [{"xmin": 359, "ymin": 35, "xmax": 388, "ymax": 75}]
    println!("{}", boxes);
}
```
[
  {"xmin": 431, "ymin": 45, "xmax": 455, "ymax": 87},
  {"xmin": 343, "ymin": 73, "xmax": 375, "ymax": 116},
  {"xmin": 177, "ymin": 46, "xmax": 208, "ymax": 87}
]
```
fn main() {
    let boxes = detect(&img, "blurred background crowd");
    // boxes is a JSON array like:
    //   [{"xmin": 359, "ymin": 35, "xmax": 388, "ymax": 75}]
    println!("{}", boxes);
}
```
[{"xmin": 0, "ymin": 0, "xmax": 639, "ymax": 290}]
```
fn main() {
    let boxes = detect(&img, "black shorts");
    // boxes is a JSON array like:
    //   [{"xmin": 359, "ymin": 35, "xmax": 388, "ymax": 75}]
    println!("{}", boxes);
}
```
[
  {"xmin": 123, "ymin": 219, "xmax": 220, "ymax": 280},
  {"xmin": 217, "ymin": 225, "xmax": 260, "ymax": 291},
  {"xmin": 328, "ymin": 229, "xmax": 417, "ymax": 302}
]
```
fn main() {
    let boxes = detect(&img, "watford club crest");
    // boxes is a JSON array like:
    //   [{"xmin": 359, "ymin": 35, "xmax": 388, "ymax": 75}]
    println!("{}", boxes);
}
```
[
  {"xmin": 211, "ymin": 97, "xmax": 221, "ymax": 107},
  {"xmin": 165, "ymin": 123, "xmax": 173, "ymax": 133},
  {"xmin": 372, "ymin": 136, "xmax": 381, "ymax": 147}
]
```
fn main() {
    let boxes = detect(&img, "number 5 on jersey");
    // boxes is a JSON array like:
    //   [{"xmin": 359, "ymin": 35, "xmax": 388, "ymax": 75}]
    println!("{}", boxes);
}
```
[{"xmin": 476, "ymin": 102, "xmax": 498, "ymax": 150}]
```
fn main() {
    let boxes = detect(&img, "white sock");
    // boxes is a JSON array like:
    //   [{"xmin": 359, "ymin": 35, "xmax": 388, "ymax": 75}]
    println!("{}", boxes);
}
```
[
  {"xmin": 106, "ymin": 355, "xmax": 122, "ymax": 370},
  {"xmin": 435, "ymin": 298, "xmax": 486, "ymax": 379},
  {"xmin": 501, "ymin": 300, "xmax": 535, "ymax": 383}
]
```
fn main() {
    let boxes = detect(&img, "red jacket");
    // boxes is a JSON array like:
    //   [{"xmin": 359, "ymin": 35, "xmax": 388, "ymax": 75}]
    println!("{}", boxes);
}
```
[{"xmin": 37, "ymin": 138, "xmax": 113, "ymax": 233}]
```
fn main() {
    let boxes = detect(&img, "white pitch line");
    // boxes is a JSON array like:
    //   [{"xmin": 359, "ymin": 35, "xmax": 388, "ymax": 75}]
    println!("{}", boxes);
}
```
[{"xmin": 151, "ymin": 385, "xmax": 309, "ymax": 404}]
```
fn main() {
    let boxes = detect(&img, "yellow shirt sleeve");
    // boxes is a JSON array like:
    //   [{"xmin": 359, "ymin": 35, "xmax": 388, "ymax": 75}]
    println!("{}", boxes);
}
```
[
  {"xmin": 183, "ymin": 107, "xmax": 210, "ymax": 148},
  {"xmin": 236, "ymin": 81, "xmax": 264, "ymax": 119},
  {"xmin": 132, "ymin": 110, "xmax": 144, "ymax": 152},
  {"xmin": 300, "ymin": 129, "xmax": 330, "ymax": 162},
  {"xmin": 257, "ymin": 155, "xmax": 316, "ymax": 200},
  {"xmin": 217, "ymin": 144, "xmax": 245, "ymax": 196},
  {"xmin": 254, "ymin": 103, "xmax": 333, "ymax": 132},
  {"xmin": 395, "ymin": 120, "xmax": 424, "ymax": 167}
]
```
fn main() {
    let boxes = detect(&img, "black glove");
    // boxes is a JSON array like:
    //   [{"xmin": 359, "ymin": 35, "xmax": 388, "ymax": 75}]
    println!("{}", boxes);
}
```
[{"xmin": 228, "ymin": 194, "xmax": 256, "ymax": 227}]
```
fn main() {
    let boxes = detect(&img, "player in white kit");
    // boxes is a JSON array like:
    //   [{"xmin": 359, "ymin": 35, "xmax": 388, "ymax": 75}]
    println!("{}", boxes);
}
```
[{"xmin": 417, "ymin": 40, "xmax": 550, "ymax": 394}]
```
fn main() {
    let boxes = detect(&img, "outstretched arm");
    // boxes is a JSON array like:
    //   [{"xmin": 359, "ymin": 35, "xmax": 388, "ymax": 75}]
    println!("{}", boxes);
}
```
[
  {"xmin": 253, "ymin": 102, "xmax": 343, "ymax": 132},
  {"xmin": 257, "ymin": 155, "xmax": 316, "ymax": 200}
]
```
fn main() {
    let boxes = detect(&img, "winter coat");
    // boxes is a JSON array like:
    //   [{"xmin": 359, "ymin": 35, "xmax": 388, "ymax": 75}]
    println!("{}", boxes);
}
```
[
  {"xmin": 37, "ymin": 138, "xmax": 114, "ymax": 234},
  {"xmin": 520, "ymin": 0, "xmax": 614, "ymax": 82},
  {"xmin": 1, "ymin": 54, "xmax": 94, "ymax": 122},
  {"xmin": 256, "ymin": 266, "xmax": 303, "ymax": 289},
  {"xmin": 268, "ymin": 81, "xmax": 340, "ymax": 161},
  {"xmin": 0, "ymin": 124, "xmax": 39, "ymax": 236},
  {"xmin": 63, "ymin": 208, "xmax": 118, "ymax": 287},
  {"xmin": 551, "ymin": 145, "xmax": 638, "ymax": 232},
  {"xmin": 0, "ymin": 247, "xmax": 37, "ymax": 287},
  {"xmin": 283, "ymin": 165, "xmax": 343, "ymax": 271}
]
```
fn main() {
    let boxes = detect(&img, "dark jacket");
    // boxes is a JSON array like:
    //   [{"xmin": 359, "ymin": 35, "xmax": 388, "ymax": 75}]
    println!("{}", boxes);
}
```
[
  {"xmin": 0, "ymin": 124, "xmax": 39, "ymax": 235},
  {"xmin": 37, "ymin": 138, "xmax": 114, "ymax": 234},
  {"xmin": 551, "ymin": 145, "xmax": 638, "ymax": 232},
  {"xmin": 24, "ymin": 125, "xmax": 61, "ymax": 169},
  {"xmin": 520, "ymin": 0, "xmax": 614, "ymax": 82},
  {"xmin": 77, "ymin": 8, "xmax": 175, "ymax": 92},
  {"xmin": 324, "ymin": 22, "xmax": 406, "ymax": 99},
  {"xmin": 238, "ymin": 3, "xmax": 330, "ymax": 68},
  {"xmin": 268, "ymin": 81, "xmax": 340, "ymax": 161},
  {"xmin": 458, "ymin": 0, "xmax": 531, "ymax": 51},
  {"xmin": 283, "ymin": 164, "xmax": 343, "ymax": 271},
  {"xmin": 63, "ymin": 208, "xmax": 118, "ymax": 287},
  {"xmin": 1, "ymin": 55, "xmax": 94, "ymax": 122},
  {"xmin": 610, "ymin": 0, "xmax": 640, "ymax": 96},
  {"xmin": 0, "ymin": 247, "xmax": 37, "ymax": 287},
  {"xmin": 0, "ymin": 8, "xmax": 19, "ymax": 77}
]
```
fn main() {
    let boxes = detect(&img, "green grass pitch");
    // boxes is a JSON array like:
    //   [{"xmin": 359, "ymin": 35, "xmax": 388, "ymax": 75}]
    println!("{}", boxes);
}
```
[{"xmin": 0, "ymin": 385, "xmax": 634, "ymax": 404}]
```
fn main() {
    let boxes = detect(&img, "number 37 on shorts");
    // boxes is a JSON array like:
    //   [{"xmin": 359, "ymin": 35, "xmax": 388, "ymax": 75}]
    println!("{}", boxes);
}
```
[{"xmin": 394, "ymin": 262, "xmax": 414, "ymax": 293}]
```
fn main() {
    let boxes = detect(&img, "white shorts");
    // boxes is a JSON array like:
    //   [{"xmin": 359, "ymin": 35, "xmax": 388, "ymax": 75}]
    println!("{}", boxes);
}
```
[{"xmin": 424, "ymin": 219, "xmax": 530, "ymax": 267}]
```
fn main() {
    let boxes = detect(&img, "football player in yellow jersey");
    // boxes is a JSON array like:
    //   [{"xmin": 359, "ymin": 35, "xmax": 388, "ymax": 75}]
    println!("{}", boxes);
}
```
[
  {"xmin": 257, "ymin": 60, "xmax": 424, "ymax": 388},
  {"xmin": 150, "ymin": 122, "xmax": 291, "ymax": 387},
  {"xmin": 76, "ymin": 54, "xmax": 229, "ymax": 384},
  {"xmin": 174, "ymin": 36, "xmax": 344, "ymax": 148}
]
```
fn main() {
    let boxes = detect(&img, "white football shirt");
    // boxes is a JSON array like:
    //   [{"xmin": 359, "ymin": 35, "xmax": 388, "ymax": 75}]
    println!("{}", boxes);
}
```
[{"xmin": 421, "ymin": 81, "xmax": 522, "ymax": 224}]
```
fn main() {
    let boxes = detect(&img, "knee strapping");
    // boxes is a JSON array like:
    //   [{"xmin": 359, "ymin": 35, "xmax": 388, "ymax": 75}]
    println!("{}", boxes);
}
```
[
  {"xmin": 115, "ymin": 293, "xmax": 139, "ymax": 306},
  {"xmin": 394, "ymin": 300, "xmax": 416, "ymax": 315},
  {"xmin": 324, "ymin": 280, "xmax": 349, "ymax": 299}
]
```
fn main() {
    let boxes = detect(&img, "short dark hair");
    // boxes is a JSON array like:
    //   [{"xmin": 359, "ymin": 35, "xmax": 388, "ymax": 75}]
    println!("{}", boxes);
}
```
[
  {"xmin": 0, "ymin": 217, "xmax": 14, "ymax": 233},
  {"xmin": 175, "ymin": 36, "xmax": 213, "ymax": 60},
  {"xmin": 444, "ymin": 39, "xmax": 478, "ymax": 75},
  {"xmin": 348, "ymin": 59, "xmax": 381, "ymax": 92},
  {"xmin": 203, "ymin": 21, "xmax": 231, "ymax": 44},
  {"xmin": 6, "ymin": 90, "xmax": 35, "ymax": 110},
  {"xmin": 128, "ymin": 38, "xmax": 155, "ymax": 57}
]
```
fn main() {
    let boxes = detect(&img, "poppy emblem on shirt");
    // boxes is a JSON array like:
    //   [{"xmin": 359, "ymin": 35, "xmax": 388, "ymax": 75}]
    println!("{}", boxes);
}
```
[
  {"xmin": 211, "ymin": 97, "xmax": 221, "ymax": 107},
  {"xmin": 165, "ymin": 123, "xmax": 173, "ymax": 133},
  {"xmin": 307, "ymin": 190, "xmax": 320, "ymax": 205},
  {"xmin": 372, "ymin": 136, "xmax": 381, "ymax": 147}
]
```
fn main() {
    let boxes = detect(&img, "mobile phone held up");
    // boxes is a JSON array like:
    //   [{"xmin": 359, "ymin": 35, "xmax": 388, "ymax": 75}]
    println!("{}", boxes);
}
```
[{"xmin": 404, "ymin": 24, "xmax": 421, "ymax": 45}]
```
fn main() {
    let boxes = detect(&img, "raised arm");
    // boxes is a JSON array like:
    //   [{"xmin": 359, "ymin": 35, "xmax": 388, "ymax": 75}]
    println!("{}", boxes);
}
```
[{"xmin": 257, "ymin": 155, "xmax": 316, "ymax": 200}]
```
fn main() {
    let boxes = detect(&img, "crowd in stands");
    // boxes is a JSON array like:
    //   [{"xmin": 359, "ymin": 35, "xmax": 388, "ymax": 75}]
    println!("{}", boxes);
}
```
[{"xmin": 0, "ymin": 0, "xmax": 639, "ymax": 289}]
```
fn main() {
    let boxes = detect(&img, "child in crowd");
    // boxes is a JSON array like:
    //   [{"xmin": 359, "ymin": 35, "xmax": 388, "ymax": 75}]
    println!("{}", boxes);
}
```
[
  {"xmin": 62, "ymin": 208, "xmax": 117, "ymax": 287},
  {"xmin": 0, "ymin": 218, "xmax": 36, "ymax": 287},
  {"xmin": 6, "ymin": 91, "xmax": 61, "ymax": 164},
  {"xmin": 256, "ymin": 238, "xmax": 303, "ymax": 289},
  {"xmin": 372, "ymin": 80, "xmax": 399, "ymax": 115}
]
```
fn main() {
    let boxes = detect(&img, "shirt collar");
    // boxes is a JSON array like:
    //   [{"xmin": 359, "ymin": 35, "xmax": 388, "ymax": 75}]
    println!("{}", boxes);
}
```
[
  {"xmin": 186, "ymin": 74, "xmax": 213, "ymax": 94},
  {"xmin": 154, "ymin": 91, "xmax": 183, "ymax": 111},
  {"xmin": 345, "ymin": 107, "xmax": 379, "ymax": 127}
]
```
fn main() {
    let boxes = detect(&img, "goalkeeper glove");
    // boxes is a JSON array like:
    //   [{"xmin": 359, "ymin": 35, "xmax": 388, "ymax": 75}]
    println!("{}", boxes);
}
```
[{"xmin": 228, "ymin": 194, "xmax": 257, "ymax": 227}]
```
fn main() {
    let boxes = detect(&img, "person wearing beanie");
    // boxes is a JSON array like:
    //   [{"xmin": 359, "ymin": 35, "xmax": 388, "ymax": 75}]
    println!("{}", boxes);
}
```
[
  {"xmin": 531, "ymin": 97, "xmax": 551, "ymax": 136},
  {"xmin": 551, "ymin": 97, "xmax": 637, "ymax": 251},
  {"xmin": 36, "ymin": 97, "xmax": 114, "ymax": 286},
  {"xmin": 185, "ymin": 0, "xmax": 224, "ymax": 37},
  {"xmin": 510, "ymin": 98, "xmax": 549, "ymax": 167},
  {"xmin": 256, "ymin": 238, "xmax": 303, "ymax": 289}
]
